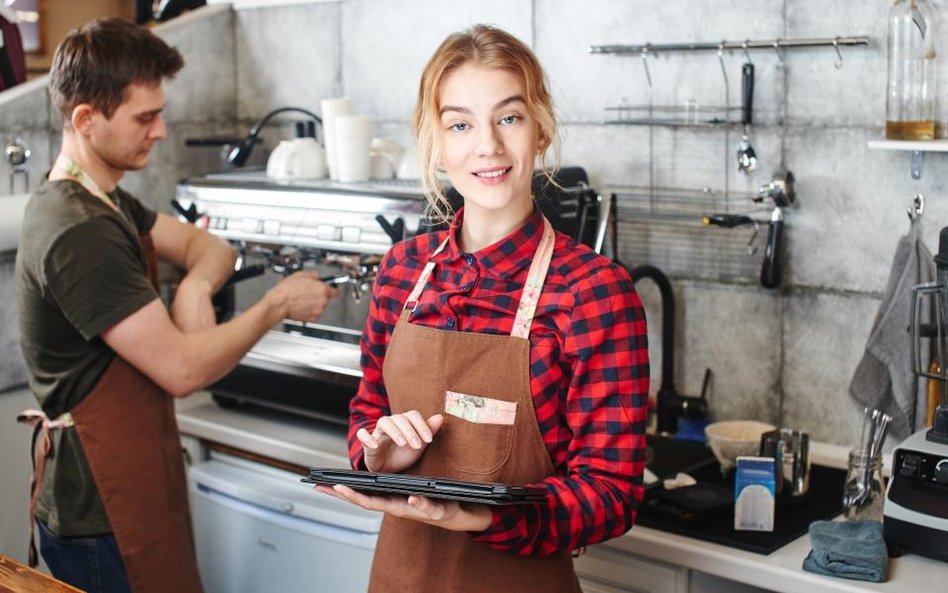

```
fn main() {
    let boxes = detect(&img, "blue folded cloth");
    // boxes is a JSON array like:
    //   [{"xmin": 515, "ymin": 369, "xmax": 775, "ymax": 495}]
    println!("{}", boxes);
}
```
[{"xmin": 802, "ymin": 520, "xmax": 888, "ymax": 582}]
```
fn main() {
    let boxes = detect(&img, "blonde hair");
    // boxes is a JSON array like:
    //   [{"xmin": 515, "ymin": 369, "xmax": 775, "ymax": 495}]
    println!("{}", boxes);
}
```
[{"xmin": 412, "ymin": 24, "xmax": 560, "ymax": 223}]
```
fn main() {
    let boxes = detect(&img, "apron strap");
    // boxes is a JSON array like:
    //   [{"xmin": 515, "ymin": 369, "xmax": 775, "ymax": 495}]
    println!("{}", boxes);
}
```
[
  {"xmin": 16, "ymin": 409, "xmax": 74, "ymax": 567},
  {"xmin": 404, "ymin": 236, "xmax": 451, "ymax": 311},
  {"xmin": 510, "ymin": 218, "xmax": 554, "ymax": 340}
]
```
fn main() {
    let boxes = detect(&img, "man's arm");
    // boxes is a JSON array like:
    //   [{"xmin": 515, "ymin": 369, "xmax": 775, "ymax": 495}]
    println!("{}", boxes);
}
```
[
  {"xmin": 149, "ymin": 213, "xmax": 237, "ymax": 332},
  {"xmin": 101, "ymin": 270, "xmax": 334, "ymax": 398}
]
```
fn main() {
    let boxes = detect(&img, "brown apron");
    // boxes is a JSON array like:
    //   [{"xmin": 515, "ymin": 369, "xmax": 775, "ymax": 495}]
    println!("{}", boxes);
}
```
[
  {"xmin": 368, "ymin": 217, "xmax": 582, "ymax": 593},
  {"xmin": 21, "ymin": 233, "xmax": 203, "ymax": 593}
]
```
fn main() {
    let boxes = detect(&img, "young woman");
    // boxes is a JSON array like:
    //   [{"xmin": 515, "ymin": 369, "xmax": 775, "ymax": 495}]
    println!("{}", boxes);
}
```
[{"xmin": 316, "ymin": 24, "xmax": 649, "ymax": 593}]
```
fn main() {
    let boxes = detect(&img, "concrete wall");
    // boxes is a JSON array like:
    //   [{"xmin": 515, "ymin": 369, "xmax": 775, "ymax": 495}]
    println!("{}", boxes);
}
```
[
  {"xmin": 227, "ymin": 0, "xmax": 948, "ymax": 449},
  {"xmin": 1, "ymin": 0, "xmax": 944, "ymax": 453}
]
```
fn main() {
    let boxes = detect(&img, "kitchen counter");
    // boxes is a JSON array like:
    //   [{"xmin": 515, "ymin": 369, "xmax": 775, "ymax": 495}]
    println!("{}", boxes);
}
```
[{"xmin": 176, "ymin": 392, "xmax": 946, "ymax": 593}]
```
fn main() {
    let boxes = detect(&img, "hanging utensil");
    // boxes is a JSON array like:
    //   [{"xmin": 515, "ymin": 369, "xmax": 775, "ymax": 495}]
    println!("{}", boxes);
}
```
[
  {"xmin": 756, "ymin": 171, "xmax": 794, "ymax": 289},
  {"xmin": 736, "ymin": 62, "xmax": 757, "ymax": 173}
]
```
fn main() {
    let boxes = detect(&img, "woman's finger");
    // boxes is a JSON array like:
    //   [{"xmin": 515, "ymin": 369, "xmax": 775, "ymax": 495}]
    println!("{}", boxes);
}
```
[
  {"xmin": 385, "ymin": 414, "xmax": 425, "ymax": 449},
  {"xmin": 374, "ymin": 416, "xmax": 408, "ymax": 447},
  {"xmin": 402, "ymin": 410, "xmax": 434, "ymax": 444},
  {"xmin": 356, "ymin": 427, "xmax": 378, "ymax": 449}
]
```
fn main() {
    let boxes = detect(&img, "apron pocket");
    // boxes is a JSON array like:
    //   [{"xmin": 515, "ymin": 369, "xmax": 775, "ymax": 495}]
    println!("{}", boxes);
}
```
[
  {"xmin": 441, "ymin": 417, "xmax": 515, "ymax": 476},
  {"xmin": 439, "ymin": 390, "xmax": 516, "ymax": 477}
]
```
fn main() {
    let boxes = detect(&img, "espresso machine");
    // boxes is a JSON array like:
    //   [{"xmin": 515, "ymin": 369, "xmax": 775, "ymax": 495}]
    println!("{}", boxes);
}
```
[
  {"xmin": 173, "ymin": 170, "xmax": 431, "ymax": 424},
  {"xmin": 173, "ymin": 168, "xmax": 606, "ymax": 425},
  {"xmin": 886, "ymin": 226, "xmax": 948, "ymax": 562}
]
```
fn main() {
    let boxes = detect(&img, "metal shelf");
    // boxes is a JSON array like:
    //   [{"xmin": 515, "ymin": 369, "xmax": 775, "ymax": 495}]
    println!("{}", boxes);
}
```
[
  {"xmin": 867, "ymin": 139, "xmax": 948, "ymax": 180},
  {"xmin": 602, "ymin": 118, "xmax": 740, "ymax": 128}
]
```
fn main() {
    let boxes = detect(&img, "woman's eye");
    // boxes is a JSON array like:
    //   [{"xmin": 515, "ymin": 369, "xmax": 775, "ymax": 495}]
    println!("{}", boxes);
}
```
[
  {"xmin": 449, "ymin": 122, "xmax": 469, "ymax": 132},
  {"xmin": 499, "ymin": 115, "xmax": 519, "ymax": 125}
]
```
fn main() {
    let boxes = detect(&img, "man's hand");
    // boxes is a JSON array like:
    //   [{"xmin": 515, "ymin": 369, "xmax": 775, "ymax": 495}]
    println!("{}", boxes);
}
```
[{"xmin": 266, "ymin": 271, "xmax": 339, "ymax": 322}]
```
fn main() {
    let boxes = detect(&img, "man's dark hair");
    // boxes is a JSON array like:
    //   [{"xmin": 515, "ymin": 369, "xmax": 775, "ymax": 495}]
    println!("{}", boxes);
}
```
[{"xmin": 49, "ymin": 17, "xmax": 184, "ymax": 122}]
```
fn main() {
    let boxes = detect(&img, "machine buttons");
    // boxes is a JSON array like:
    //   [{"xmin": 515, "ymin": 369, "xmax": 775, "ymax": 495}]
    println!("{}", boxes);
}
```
[
  {"xmin": 263, "ymin": 220, "xmax": 281, "ymax": 235},
  {"xmin": 341, "ymin": 226, "xmax": 361, "ymax": 243},
  {"xmin": 899, "ymin": 454, "xmax": 920, "ymax": 478},
  {"xmin": 316, "ymin": 224, "xmax": 341, "ymax": 241},
  {"xmin": 934, "ymin": 459, "xmax": 948, "ymax": 485},
  {"xmin": 240, "ymin": 218, "xmax": 261, "ymax": 234}
]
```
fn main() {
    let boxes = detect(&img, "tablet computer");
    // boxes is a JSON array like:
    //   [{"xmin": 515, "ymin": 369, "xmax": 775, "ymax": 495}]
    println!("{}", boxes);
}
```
[{"xmin": 302, "ymin": 469, "xmax": 548, "ymax": 506}]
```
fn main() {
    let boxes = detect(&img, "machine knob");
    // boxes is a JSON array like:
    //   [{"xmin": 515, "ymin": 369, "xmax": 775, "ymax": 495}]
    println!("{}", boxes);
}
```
[
  {"xmin": 928, "ymin": 404, "xmax": 948, "ymax": 446},
  {"xmin": 935, "ymin": 460, "xmax": 948, "ymax": 486}
]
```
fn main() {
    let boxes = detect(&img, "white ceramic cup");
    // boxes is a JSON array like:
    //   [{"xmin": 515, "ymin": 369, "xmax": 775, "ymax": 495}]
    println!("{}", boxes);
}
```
[
  {"xmin": 266, "ymin": 138, "xmax": 327, "ymax": 180},
  {"xmin": 320, "ymin": 97, "xmax": 354, "ymax": 181},
  {"xmin": 334, "ymin": 114, "xmax": 373, "ymax": 183}
]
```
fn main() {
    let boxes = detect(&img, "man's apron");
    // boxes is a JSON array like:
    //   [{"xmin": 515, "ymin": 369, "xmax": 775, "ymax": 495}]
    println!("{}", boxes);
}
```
[
  {"xmin": 19, "ymin": 233, "xmax": 203, "ymax": 593},
  {"xmin": 368, "ymin": 217, "xmax": 582, "ymax": 593}
]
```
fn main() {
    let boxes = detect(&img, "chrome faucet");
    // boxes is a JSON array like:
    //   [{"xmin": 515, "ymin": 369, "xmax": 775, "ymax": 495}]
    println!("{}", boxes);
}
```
[
  {"xmin": 4, "ymin": 136, "xmax": 31, "ymax": 193},
  {"xmin": 3, "ymin": 137, "xmax": 32, "ymax": 194}
]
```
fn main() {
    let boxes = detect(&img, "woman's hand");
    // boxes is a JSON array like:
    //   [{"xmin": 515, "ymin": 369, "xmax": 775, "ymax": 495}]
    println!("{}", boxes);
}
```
[
  {"xmin": 358, "ymin": 411, "xmax": 444, "ymax": 474},
  {"xmin": 315, "ymin": 484, "xmax": 493, "ymax": 532}
]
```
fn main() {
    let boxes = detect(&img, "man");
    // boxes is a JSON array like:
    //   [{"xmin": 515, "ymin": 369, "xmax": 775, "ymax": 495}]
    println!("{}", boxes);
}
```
[{"xmin": 15, "ymin": 18, "xmax": 337, "ymax": 593}]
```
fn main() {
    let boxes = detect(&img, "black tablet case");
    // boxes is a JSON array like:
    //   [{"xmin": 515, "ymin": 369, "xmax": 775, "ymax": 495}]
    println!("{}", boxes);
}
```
[{"xmin": 302, "ymin": 469, "xmax": 548, "ymax": 506}]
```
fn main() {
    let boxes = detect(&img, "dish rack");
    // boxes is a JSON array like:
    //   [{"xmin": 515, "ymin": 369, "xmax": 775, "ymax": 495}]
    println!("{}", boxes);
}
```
[{"xmin": 607, "ymin": 185, "xmax": 765, "ymax": 284}]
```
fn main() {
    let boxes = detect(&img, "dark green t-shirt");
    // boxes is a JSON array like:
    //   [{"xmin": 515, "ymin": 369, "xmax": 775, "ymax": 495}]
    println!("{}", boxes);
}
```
[{"xmin": 16, "ymin": 178, "xmax": 158, "ymax": 536}]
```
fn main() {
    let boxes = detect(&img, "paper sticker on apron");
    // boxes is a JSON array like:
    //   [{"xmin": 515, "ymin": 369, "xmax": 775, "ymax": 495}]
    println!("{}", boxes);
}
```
[{"xmin": 445, "ymin": 391, "xmax": 517, "ymax": 425}]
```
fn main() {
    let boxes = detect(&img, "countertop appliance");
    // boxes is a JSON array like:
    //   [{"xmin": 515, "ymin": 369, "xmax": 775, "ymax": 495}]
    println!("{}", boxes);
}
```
[
  {"xmin": 883, "ymin": 405, "xmax": 948, "ymax": 562},
  {"xmin": 174, "ymin": 168, "xmax": 606, "ymax": 423},
  {"xmin": 175, "ymin": 170, "xmax": 430, "ymax": 423},
  {"xmin": 188, "ymin": 451, "xmax": 382, "ymax": 593},
  {"xmin": 175, "ymin": 170, "xmax": 427, "ymax": 424}
]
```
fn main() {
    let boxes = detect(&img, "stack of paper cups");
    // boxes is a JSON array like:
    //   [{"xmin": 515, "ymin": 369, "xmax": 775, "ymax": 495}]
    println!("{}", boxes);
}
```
[
  {"xmin": 334, "ymin": 114, "xmax": 373, "ymax": 183},
  {"xmin": 320, "ymin": 97, "xmax": 354, "ymax": 181}
]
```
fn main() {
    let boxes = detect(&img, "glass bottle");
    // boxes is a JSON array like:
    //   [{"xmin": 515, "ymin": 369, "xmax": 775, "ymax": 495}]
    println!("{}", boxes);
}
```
[
  {"xmin": 886, "ymin": 0, "xmax": 938, "ymax": 140},
  {"xmin": 842, "ymin": 451, "xmax": 886, "ymax": 522}
]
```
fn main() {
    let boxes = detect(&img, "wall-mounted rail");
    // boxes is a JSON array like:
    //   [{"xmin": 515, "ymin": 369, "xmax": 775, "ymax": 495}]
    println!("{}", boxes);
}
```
[{"xmin": 588, "ymin": 36, "xmax": 870, "ymax": 56}]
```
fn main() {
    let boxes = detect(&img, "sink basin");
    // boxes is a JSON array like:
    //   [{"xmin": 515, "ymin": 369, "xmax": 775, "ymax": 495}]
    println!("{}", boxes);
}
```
[
  {"xmin": 638, "ymin": 437, "xmax": 847, "ymax": 555},
  {"xmin": 645, "ymin": 434, "xmax": 717, "ymax": 481},
  {"xmin": 0, "ymin": 193, "xmax": 30, "ymax": 252}
]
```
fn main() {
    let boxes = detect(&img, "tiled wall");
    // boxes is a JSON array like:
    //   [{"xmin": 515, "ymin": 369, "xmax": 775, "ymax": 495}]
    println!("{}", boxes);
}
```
[
  {"xmin": 227, "ymin": 0, "xmax": 948, "ymax": 449},
  {"xmin": 3, "ymin": 1, "xmax": 947, "ymax": 449}
]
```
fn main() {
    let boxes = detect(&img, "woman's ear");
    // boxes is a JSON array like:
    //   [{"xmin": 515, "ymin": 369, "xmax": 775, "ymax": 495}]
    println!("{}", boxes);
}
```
[
  {"xmin": 69, "ymin": 104, "xmax": 96, "ymax": 135},
  {"xmin": 537, "ymin": 133, "xmax": 551, "ymax": 154}
]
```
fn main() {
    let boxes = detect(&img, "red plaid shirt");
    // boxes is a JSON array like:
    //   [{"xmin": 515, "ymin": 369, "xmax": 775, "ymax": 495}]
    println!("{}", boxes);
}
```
[{"xmin": 349, "ymin": 206, "xmax": 649, "ymax": 556}]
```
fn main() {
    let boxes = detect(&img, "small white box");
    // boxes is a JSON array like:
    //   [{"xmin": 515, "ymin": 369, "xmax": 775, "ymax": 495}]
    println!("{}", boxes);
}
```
[{"xmin": 734, "ymin": 456, "xmax": 775, "ymax": 532}]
